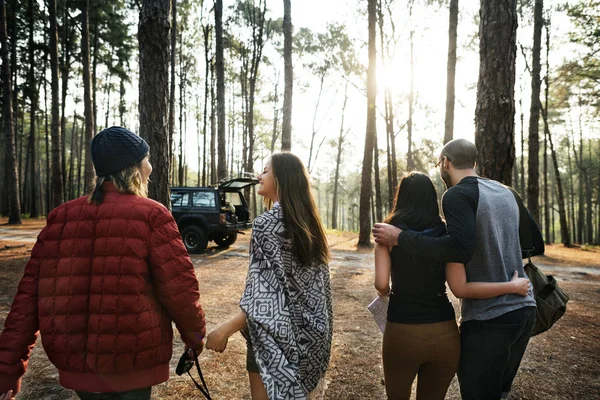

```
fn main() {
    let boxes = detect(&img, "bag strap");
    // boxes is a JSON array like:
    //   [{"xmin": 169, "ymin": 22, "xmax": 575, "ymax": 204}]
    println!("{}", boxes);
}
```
[
  {"xmin": 507, "ymin": 187, "xmax": 534, "ymax": 262},
  {"xmin": 188, "ymin": 350, "xmax": 212, "ymax": 400}
]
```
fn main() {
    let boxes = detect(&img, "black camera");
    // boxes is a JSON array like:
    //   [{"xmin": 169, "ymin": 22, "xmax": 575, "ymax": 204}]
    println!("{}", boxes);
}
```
[{"xmin": 176, "ymin": 349, "xmax": 195, "ymax": 376}]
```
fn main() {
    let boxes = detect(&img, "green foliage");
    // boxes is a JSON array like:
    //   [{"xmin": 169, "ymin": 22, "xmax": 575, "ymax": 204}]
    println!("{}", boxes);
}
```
[{"xmin": 557, "ymin": 1, "xmax": 600, "ymax": 110}]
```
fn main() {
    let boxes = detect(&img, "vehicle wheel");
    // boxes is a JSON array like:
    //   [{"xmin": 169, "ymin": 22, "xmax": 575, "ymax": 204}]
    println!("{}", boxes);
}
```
[
  {"xmin": 181, "ymin": 226, "xmax": 208, "ymax": 254},
  {"xmin": 215, "ymin": 232, "xmax": 237, "ymax": 248}
]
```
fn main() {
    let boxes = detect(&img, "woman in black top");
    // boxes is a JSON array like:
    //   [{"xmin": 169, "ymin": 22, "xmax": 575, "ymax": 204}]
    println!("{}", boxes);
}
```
[{"xmin": 374, "ymin": 172, "xmax": 529, "ymax": 400}]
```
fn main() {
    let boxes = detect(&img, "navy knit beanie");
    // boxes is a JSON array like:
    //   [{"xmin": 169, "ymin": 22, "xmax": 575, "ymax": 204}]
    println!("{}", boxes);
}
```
[{"xmin": 91, "ymin": 126, "xmax": 150, "ymax": 176}]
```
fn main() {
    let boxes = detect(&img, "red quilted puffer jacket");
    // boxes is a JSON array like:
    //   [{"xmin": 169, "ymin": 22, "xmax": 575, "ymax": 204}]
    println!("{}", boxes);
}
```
[{"xmin": 0, "ymin": 183, "xmax": 206, "ymax": 394}]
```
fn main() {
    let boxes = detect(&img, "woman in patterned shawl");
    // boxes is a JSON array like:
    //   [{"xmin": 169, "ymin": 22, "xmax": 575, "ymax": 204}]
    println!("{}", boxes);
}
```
[{"xmin": 206, "ymin": 152, "xmax": 333, "ymax": 400}]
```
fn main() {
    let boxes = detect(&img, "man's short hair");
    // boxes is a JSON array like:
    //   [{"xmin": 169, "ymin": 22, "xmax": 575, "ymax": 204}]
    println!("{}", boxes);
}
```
[{"xmin": 441, "ymin": 138, "xmax": 477, "ymax": 170}]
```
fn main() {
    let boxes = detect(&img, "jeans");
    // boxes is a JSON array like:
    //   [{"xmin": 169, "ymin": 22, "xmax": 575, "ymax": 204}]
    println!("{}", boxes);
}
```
[
  {"xmin": 457, "ymin": 306, "xmax": 536, "ymax": 400},
  {"xmin": 75, "ymin": 387, "xmax": 152, "ymax": 400}
]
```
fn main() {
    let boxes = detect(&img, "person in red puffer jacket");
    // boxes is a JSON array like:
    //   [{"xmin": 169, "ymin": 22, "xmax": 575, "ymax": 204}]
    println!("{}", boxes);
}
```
[{"xmin": 0, "ymin": 126, "xmax": 206, "ymax": 400}]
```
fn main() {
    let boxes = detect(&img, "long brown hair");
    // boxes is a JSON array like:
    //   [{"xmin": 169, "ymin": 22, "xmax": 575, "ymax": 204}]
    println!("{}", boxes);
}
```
[
  {"xmin": 269, "ymin": 152, "xmax": 330, "ymax": 266},
  {"xmin": 87, "ymin": 158, "xmax": 148, "ymax": 205}
]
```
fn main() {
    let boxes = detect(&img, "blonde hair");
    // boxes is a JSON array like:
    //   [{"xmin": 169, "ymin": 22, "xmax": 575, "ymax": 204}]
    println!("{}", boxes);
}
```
[{"xmin": 87, "ymin": 160, "xmax": 148, "ymax": 205}]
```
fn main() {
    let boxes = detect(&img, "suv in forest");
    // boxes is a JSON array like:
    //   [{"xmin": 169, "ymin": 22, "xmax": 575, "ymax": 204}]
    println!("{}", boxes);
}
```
[{"xmin": 170, "ymin": 177, "xmax": 259, "ymax": 254}]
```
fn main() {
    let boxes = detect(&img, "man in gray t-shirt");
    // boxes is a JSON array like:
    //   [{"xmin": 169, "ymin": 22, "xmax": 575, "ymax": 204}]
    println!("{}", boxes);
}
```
[{"xmin": 373, "ymin": 139, "xmax": 541, "ymax": 400}]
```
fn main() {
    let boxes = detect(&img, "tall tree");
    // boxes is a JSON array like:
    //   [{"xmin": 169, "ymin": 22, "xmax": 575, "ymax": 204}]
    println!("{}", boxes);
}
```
[
  {"xmin": 139, "ymin": 0, "xmax": 171, "ymax": 207},
  {"xmin": 281, "ymin": 0, "xmax": 292, "ymax": 151},
  {"xmin": 474, "ymin": 0, "xmax": 517, "ymax": 184},
  {"xmin": 24, "ymin": 0, "xmax": 38, "ymax": 217},
  {"xmin": 541, "ymin": 104, "xmax": 571, "ymax": 246},
  {"xmin": 358, "ymin": 0, "xmax": 377, "ymax": 247},
  {"xmin": 82, "ymin": 0, "xmax": 95, "ymax": 190},
  {"xmin": 168, "ymin": 0, "xmax": 176, "ymax": 182},
  {"xmin": 406, "ymin": 23, "xmax": 415, "ymax": 170},
  {"xmin": 49, "ymin": 0, "xmax": 63, "ymax": 209},
  {"xmin": 1, "ymin": 0, "xmax": 21, "ymax": 224},
  {"xmin": 526, "ymin": 0, "xmax": 543, "ymax": 222},
  {"xmin": 331, "ymin": 83, "xmax": 348, "ymax": 230},
  {"xmin": 215, "ymin": 0, "xmax": 226, "ymax": 180},
  {"xmin": 444, "ymin": 0, "xmax": 458, "ymax": 144}
]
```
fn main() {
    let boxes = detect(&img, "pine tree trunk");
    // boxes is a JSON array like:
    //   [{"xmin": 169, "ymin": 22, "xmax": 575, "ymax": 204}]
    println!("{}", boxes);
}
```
[
  {"xmin": 566, "ymin": 135, "xmax": 575, "ymax": 243},
  {"xmin": 307, "ymin": 74, "xmax": 324, "ymax": 172},
  {"xmin": 1, "ymin": 0, "xmax": 21, "ymax": 224},
  {"xmin": 543, "ymin": 23, "xmax": 550, "ymax": 242},
  {"xmin": 576, "ymin": 116, "xmax": 584, "ymax": 244},
  {"xmin": 444, "ymin": 0, "xmax": 458, "ymax": 144},
  {"xmin": 168, "ymin": 0, "xmax": 176, "ymax": 182},
  {"xmin": 60, "ymin": 0, "xmax": 70, "ymax": 201},
  {"xmin": 585, "ymin": 142, "xmax": 593, "ymax": 243},
  {"xmin": 178, "ymin": 65, "xmax": 184, "ymax": 187},
  {"xmin": 139, "ymin": 0, "xmax": 171, "ymax": 208},
  {"xmin": 519, "ymin": 96, "xmax": 525, "ymax": 198},
  {"xmin": 119, "ymin": 79, "xmax": 126, "ymax": 126},
  {"xmin": 68, "ymin": 116, "xmax": 78, "ymax": 200},
  {"xmin": 215, "ymin": 0, "xmax": 226, "ymax": 180},
  {"xmin": 270, "ymin": 72, "xmax": 279, "ymax": 153},
  {"xmin": 374, "ymin": 134, "xmax": 382, "ymax": 223},
  {"xmin": 82, "ymin": 0, "xmax": 95, "ymax": 191},
  {"xmin": 541, "ymin": 103, "xmax": 571, "ymax": 247},
  {"xmin": 358, "ymin": 0, "xmax": 377, "ymax": 248},
  {"xmin": 27, "ymin": 0, "xmax": 38, "ymax": 217},
  {"xmin": 202, "ymin": 24, "xmax": 210, "ymax": 187},
  {"xmin": 92, "ymin": 31, "xmax": 98, "ymax": 133},
  {"xmin": 526, "ymin": 0, "xmax": 543, "ymax": 222},
  {"xmin": 331, "ymin": 84, "xmax": 348, "ymax": 230},
  {"xmin": 49, "ymin": 0, "xmax": 63, "ymax": 209},
  {"xmin": 281, "ymin": 0, "xmax": 292, "ymax": 151},
  {"xmin": 475, "ymin": 0, "xmax": 517, "ymax": 185},
  {"xmin": 406, "ymin": 29, "xmax": 415, "ymax": 170},
  {"xmin": 210, "ymin": 63, "xmax": 216, "ymax": 185}
]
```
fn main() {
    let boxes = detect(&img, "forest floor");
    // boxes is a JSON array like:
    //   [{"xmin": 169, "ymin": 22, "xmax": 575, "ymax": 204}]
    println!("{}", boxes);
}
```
[{"xmin": 0, "ymin": 217, "xmax": 599, "ymax": 400}]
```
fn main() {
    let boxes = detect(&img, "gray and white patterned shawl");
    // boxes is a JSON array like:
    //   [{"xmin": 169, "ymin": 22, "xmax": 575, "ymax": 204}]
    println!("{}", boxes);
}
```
[{"xmin": 240, "ymin": 204, "xmax": 333, "ymax": 400}]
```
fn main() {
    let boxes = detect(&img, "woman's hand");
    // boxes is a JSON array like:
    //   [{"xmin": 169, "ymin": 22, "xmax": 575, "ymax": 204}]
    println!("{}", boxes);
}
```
[
  {"xmin": 510, "ymin": 271, "xmax": 531, "ymax": 296},
  {"xmin": 0, "ymin": 390, "xmax": 13, "ymax": 400},
  {"xmin": 206, "ymin": 326, "xmax": 230, "ymax": 353}
]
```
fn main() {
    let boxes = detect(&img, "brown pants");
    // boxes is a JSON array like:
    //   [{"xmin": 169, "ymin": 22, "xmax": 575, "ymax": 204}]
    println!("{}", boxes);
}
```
[{"xmin": 382, "ymin": 320, "xmax": 460, "ymax": 400}]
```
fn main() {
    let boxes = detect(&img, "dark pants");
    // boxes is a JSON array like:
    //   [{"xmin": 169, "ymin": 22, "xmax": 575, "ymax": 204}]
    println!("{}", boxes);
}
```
[
  {"xmin": 382, "ymin": 320, "xmax": 460, "ymax": 400},
  {"xmin": 75, "ymin": 387, "xmax": 152, "ymax": 400},
  {"xmin": 458, "ymin": 306, "xmax": 536, "ymax": 400}
]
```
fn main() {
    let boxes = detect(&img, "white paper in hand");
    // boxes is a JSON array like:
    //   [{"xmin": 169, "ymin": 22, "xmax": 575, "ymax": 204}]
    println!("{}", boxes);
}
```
[{"xmin": 367, "ymin": 295, "xmax": 389, "ymax": 333}]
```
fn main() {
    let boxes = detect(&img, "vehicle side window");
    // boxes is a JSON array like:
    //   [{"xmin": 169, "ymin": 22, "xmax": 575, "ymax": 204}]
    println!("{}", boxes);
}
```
[
  {"xmin": 171, "ymin": 192, "xmax": 189, "ymax": 207},
  {"xmin": 224, "ymin": 192, "xmax": 243, "ymax": 207},
  {"xmin": 192, "ymin": 191, "xmax": 216, "ymax": 207}
]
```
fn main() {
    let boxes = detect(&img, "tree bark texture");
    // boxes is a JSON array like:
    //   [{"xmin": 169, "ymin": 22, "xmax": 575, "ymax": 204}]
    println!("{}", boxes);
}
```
[
  {"xmin": 527, "ymin": 0, "xmax": 543, "ymax": 222},
  {"xmin": 332, "ymin": 84, "xmax": 348, "ymax": 230},
  {"xmin": 1, "ymin": 0, "xmax": 21, "ymax": 224},
  {"xmin": 26, "ymin": 0, "xmax": 38, "ymax": 217},
  {"xmin": 49, "ymin": 0, "xmax": 64, "ymax": 209},
  {"xmin": 444, "ymin": 0, "xmax": 458, "ymax": 144},
  {"xmin": 359, "ymin": 0, "xmax": 377, "ymax": 247},
  {"xmin": 82, "ymin": 0, "xmax": 95, "ymax": 191},
  {"xmin": 474, "ymin": 0, "xmax": 517, "ymax": 185},
  {"xmin": 168, "ymin": 0, "xmax": 176, "ymax": 183},
  {"xmin": 541, "ymin": 102, "xmax": 571, "ymax": 247},
  {"xmin": 281, "ymin": 0, "xmax": 292, "ymax": 151},
  {"xmin": 139, "ymin": 0, "xmax": 171, "ymax": 208},
  {"xmin": 215, "ymin": 0, "xmax": 226, "ymax": 180}
]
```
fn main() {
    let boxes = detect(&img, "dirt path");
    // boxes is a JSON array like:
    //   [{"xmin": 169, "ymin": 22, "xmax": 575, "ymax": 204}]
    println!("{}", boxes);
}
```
[{"xmin": 0, "ymin": 222, "xmax": 599, "ymax": 399}]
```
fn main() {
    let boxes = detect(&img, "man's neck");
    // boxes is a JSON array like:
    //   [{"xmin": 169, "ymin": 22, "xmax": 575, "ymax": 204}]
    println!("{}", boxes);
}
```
[{"xmin": 451, "ymin": 169, "xmax": 478, "ymax": 186}]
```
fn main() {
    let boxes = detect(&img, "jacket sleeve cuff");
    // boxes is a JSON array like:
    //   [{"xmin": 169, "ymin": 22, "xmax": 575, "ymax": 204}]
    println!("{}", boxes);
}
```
[
  {"xmin": 0, "ymin": 374, "xmax": 22, "ymax": 395},
  {"xmin": 181, "ymin": 328, "xmax": 206, "ymax": 349}
]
